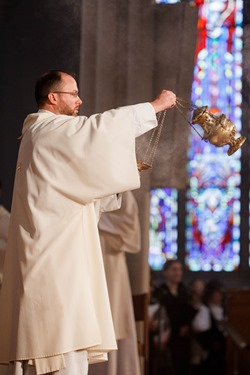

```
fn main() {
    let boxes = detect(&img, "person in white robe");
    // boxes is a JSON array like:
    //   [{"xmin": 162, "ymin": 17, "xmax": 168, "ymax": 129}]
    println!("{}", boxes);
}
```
[
  {"xmin": 89, "ymin": 190, "xmax": 141, "ymax": 375},
  {"xmin": 0, "ymin": 70, "xmax": 176, "ymax": 375}
]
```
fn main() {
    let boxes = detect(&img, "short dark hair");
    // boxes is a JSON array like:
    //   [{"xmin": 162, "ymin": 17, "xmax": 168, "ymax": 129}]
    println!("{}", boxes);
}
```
[
  {"xmin": 163, "ymin": 259, "xmax": 181, "ymax": 272},
  {"xmin": 35, "ymin": 70, "xmax": 76, "ymax": 106}
]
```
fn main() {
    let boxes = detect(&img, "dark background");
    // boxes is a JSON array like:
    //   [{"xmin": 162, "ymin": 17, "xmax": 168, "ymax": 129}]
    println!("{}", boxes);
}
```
[{"xmin": 0, "ymin": 0, "xmax": 81, "ymax": 209}]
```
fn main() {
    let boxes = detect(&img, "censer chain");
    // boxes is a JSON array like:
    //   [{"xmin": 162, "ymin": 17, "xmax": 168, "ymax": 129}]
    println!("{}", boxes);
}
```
[
  {"xmin": 137, "ymin": 97, "xmax": 204, "ymax": 171},
  {"xmin": 175, "ymin": 97, "xmax": 205, "ymax": 140},
  {"xmin": 139, "ymin": 109, "xmax": 167, "ymax": 168}
]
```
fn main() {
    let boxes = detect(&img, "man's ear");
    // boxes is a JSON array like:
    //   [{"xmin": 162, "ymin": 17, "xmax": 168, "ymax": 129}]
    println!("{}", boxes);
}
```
[{"xmin": 47, "ymin": 92, "xmax": 57, "ymax": 104}]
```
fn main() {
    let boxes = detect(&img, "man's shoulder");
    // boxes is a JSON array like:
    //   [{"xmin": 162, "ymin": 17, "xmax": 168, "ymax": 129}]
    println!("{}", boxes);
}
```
[{"xmin": 22, "ymin": 112, "xmax": 82, "ymax": 135}]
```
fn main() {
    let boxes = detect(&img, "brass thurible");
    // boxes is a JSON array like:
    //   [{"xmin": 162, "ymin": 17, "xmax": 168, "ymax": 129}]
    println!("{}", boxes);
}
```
[
  {"xmin": 191, "ymin": 106, "xmax": 246, "ymax": 156},
  {"xmin": 136, "ymin": 98, "xmax": 246, "ymax": 172}
]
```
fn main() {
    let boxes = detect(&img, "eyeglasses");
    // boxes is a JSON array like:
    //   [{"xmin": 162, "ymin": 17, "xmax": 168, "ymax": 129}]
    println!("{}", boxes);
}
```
[{"xmin": 52, "ymin": 91, "xmax": 79, "ymax": 98}]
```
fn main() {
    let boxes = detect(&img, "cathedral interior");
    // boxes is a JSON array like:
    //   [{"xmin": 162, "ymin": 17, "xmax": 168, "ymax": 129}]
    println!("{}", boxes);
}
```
[{"xmin": 0, "ymin": 0, "xmax": 250, "ymax": 374}]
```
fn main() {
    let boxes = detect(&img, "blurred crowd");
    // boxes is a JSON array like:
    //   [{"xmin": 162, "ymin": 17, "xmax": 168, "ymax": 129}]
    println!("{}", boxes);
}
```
[{"xmin": 149, "ymin": 260, "xmax": 226, "ymax": 375}]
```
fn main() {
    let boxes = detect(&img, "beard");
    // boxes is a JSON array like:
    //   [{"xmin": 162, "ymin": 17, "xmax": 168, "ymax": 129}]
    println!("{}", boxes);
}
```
[{"xmin": 59, "ymin": 103, "xmax": 78, "ymax": 117}]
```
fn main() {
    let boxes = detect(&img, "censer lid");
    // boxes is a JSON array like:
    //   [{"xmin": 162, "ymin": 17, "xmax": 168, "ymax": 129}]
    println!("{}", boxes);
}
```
[{"xmin": 192, "ymin": 106, "xmax": 208, "ymax": 124}]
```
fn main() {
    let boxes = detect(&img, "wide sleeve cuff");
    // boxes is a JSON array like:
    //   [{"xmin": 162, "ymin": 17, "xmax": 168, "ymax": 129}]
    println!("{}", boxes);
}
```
[{"xmin": 131, "ymin": 103, "xmax": 158, "ymax": 137}]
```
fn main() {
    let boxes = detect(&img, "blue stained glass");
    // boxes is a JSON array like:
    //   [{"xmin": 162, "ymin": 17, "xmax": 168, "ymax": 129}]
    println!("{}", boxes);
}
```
[
  {"xmin": 151, "ymin": 0, "xmax": 243, "ymax": 272},
  {"xmin": 149, "ymin": 188, "xmax": 178, "ymax": 270},
  {"xmin": 186, "ymin": 0, "xmax": 243, "ymax": 271},
  {"xmin": 155, "ymin": 0, "xmax": 181, "ymax": 3}
]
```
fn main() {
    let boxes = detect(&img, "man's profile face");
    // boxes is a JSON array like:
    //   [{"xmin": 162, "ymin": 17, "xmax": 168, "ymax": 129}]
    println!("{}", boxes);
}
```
[{"xmin": 54, "ymin": 74, "xmax": 82, "ymax": 117}]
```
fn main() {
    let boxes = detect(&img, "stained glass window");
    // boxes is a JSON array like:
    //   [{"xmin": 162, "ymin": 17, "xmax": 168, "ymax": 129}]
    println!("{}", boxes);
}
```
[
  {"xmin": 155, "ymin": 0, "xmax": 180, "ymax": 3},
  {"xmin": 149, "ymin": 188, "xmax": 178, "ymax": 270},
  {"xmin": 149, "ymin": 0, "xmax": 243, "ymax": 272},
  {"xmin": 186, "ymin": 0, "xmax": 243, "ymax": 271}
]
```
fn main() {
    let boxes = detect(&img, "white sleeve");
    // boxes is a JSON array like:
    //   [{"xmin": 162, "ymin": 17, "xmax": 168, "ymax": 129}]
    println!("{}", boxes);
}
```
[
  {"xmin": 94, "ymin": 194, "xmax": 122, "ymax": 222},
  {"xmin": 192, "ymin": 305, "xmax": 211, "ymax": 332},
  {"xmin": 131, "ymin": 103, "xmax": 158, "ymax": 137},
  {"xmin": 99, "ymin": 194, "xmax": 122, "ymax": 213}
]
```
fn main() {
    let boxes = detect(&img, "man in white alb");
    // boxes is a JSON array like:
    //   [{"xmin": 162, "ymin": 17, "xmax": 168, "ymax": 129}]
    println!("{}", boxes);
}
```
[{"xmin": 0, "ymin": 70, "xmax": 176, "ymax": 375}]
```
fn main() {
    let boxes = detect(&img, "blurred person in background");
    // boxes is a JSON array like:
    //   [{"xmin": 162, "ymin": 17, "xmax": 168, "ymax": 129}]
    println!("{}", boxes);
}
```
[
  {"xmin": 88, "ymin": 191, "xmax": 141, "ymax": 375},
  {"xmin": 154, "ymin": 260, "xmax": 196, "ymax": 375},
  {"xmin": 188, "ymin": 278, "xmax": 207, "ymax": 375},
  {"xmin": 148, "ymin": 269, "xmax": 171, "ymax": 375},
  {"xmin": 191, "ymin": 280, "xmax": 226, "ymax": 375}
]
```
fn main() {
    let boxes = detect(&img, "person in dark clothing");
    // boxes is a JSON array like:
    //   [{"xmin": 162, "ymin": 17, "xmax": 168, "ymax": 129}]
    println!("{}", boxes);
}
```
[
  {"xmin": 149, "ymin": 269, "xmax": 172, "ymax": 375},
  {"xmin": 192, "ymin": 280, "xmax": 226, "ymax": 375},
  {"xmin": 153, "ymin": 260, "xmax": 196, "ymax": 375}
]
